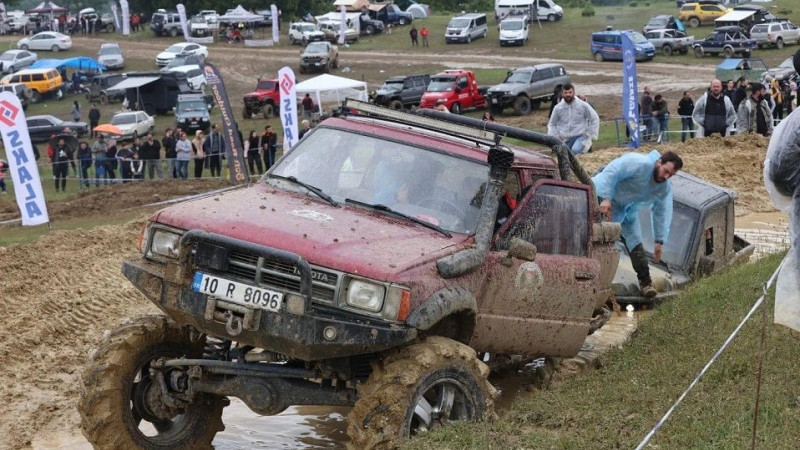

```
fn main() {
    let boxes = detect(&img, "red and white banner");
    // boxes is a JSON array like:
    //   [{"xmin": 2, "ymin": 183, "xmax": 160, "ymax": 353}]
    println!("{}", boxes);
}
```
[
  {"xmin": 0, "ymin": 92, "xmax": 48, "ymax": 226},
  {"xmin": 278, "ymin": 67, "xmax": 299, "ymax": 151}
]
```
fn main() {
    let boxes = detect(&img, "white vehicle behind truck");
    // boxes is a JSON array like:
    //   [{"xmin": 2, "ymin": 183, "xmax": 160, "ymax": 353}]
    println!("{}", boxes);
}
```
[
  {"xmin": 499, "ymin": 15, "xmax": 529, "ymax": 46},
  {"xmin": 495, "ymin": 0, "xmax": 563, "ymax": 23}
]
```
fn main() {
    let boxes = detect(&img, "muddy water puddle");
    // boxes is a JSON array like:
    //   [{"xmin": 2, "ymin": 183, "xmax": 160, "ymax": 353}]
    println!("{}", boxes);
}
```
[{"xmin": 735, "ymin": 211, "xmax": 790, "ymax": 260}]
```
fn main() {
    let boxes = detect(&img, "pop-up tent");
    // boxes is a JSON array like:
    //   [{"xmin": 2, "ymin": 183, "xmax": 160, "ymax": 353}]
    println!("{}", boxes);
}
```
[
  {"xmin": 25, "ymin": 1, "xmax": 67, "ymax": 14},
  {"xmin": 30, "ymin": 56, "xmax": 106, "ymax": 72},
  {"xmin": 294, "ymin": 74, "xmax": 368, "ymax": 114},
  {"xmin": 217, "ymin": 5, "xmax": 263, "ymax": 24}
]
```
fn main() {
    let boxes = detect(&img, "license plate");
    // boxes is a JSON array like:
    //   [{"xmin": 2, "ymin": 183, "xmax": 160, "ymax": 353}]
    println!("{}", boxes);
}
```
[
  {"xmin": 491, "ymin": 98, "xmax": 498, "ymax": 104},
  {"xmin": 192, "ymin": 272, "xmax": 283, "ymax": 312}
]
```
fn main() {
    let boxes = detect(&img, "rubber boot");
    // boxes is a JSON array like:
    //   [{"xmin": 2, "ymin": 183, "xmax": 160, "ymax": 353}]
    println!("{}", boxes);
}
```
[{"xmin": 630, "ymin": 244, "xmax": 656, "ymax": 298}]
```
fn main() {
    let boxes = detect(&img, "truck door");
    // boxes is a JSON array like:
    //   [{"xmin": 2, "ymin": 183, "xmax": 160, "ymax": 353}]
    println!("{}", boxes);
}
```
[{"xmin": 471, "ymin": 180, "xmax": 600, "ymax": 357}]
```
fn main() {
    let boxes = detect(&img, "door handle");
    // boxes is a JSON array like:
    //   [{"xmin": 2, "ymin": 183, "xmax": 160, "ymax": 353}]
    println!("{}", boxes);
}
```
[{"xmin": 574, "ymin": 271, "xmax": 595, "ymax": 280}]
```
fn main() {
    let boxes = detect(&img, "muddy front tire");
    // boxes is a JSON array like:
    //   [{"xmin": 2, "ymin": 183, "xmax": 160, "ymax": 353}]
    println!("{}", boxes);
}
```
[
  {"xmin": 79, "ymin": 315, "xmax": 226, "ymax": 450},
  {"xmin": 347, "ymin": 336, "xmax": 496, "ymax": 449}
]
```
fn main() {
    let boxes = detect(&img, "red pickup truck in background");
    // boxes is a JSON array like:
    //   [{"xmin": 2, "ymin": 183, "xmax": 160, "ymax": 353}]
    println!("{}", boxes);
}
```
[{"xmin": 419, "ymin": 69, "xmax": 488, "ymax": 114}]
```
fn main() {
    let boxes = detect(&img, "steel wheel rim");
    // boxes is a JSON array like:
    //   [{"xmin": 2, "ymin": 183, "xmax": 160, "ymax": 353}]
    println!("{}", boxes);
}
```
[{"xmin": 409, "ymin": 377, "xmax": 475, "ymax": 436}]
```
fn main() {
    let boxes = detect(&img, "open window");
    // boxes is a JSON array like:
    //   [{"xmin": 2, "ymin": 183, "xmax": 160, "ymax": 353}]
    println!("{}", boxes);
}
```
[{"xmin": 495, "ymin": 181, "xmax": 590, "ymax": 257}]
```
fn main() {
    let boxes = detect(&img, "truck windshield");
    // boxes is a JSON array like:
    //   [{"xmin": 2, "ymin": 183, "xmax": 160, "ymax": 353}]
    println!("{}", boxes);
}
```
[
  {"xmin": 501, "ymin": 21, "xmax": 524, "ymax": 31},
  {"xmin": 626, "ymin": 31, "xmax": 649, "ymax": 44},
  {"xmin": 305, "ymin": 43, "xmax": 328, "ymax": 53},
  {"xmin": 257, "ymin": 80, "xmax": 276, "ymax": 90},
  {"xmin": 448, "ymin": 19, "xmax": 470, "ymax": 28},
  {"xmin": 427, "ymin": 76, "xmax": 456, "ymax": 92},
  {"xmin": 638, "ymin": 203, "xmax": 697, "ymax": 270},
  {"xmin": 268, "ymin": 127, "xmax": 489, "ymax": 234},
  {"xmin": 179, "ymin": 101, "xmax": 206, "ymax": 112},
  {"xmin": 504, "ymin": 71, "xmax": 532, "ymax": 83},
  {"xmin": 380, "ymin": 80, "xmax": 404, "ymax": 90},
  {"xmin": 99, "ymin": 46, "xmax": 120, "ymax": 56}
]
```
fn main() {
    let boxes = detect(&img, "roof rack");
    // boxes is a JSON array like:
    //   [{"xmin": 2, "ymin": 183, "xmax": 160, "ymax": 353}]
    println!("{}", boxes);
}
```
[{"xmin": 341, "ymin": 98, "xmax": 499, "ymax": 146}]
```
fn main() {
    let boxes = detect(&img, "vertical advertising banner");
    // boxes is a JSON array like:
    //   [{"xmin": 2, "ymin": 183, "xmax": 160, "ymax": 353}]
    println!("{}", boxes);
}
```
[
  {"xmin": 338, "ymin": 5, "xmax": 347, "ymax": 45},
  {"xmin": 278, "ymin": 66, "xmax": 299, "ymax": 151},
  {"xmin": 120, "ymin": 0, "xmax": 130, "ymax": 35},
  {"xmin": 201, "ymin": 63, "xmax": 248, "ymax": 184},
  {"xmin": 109, "ymin": 2, "xmax": 120, "ymax": 32},
  {"xmin": 271, "ymin": 4, "xmax": 279, "ymax": 43},
  {"xmin": 0, "ymin": 92, "xmax": 49, "ymax": 226},
  {"xmin": 622, "ymin": 33, "xmax": 640, "ymax": 149},
  {"xmin": 177, "ymin": 4, "xmax": 190, "ymax": 40}
]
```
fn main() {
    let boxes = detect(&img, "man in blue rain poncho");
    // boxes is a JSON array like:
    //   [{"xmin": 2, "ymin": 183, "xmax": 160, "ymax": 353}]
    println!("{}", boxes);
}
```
[{"xmin": 593, "ymin": 150, "xmax": 683, "ymax": 297}]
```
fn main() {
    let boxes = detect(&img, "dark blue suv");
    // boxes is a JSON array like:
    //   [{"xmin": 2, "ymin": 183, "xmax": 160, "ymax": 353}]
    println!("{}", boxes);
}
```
[{"xmin": 692, "ymin": 26, "xmax": 757, "ymax": 58}]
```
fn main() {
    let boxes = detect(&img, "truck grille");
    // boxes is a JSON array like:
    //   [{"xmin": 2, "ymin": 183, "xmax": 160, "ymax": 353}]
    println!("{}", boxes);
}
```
[
  {"xmin": 222, "ymin": 249, "xmax": 339, "ymax": 303},
  {"xmin": 243, "ymin": 97, "xmax": 260, "ymax": 107}
]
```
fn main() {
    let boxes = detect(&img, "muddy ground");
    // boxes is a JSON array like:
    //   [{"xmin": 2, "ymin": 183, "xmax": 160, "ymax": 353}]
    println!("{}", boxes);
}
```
[{"xmin": 0, "ymin": 35, "xmax": 779, "ymax": 450}]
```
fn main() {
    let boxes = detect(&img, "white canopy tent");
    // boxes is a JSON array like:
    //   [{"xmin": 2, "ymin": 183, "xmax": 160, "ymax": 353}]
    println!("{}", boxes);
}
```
[
  {"xmin": 294, "ymin": 74, "xmax": 368, "ymax": 115},
  {"xmin": 217, "ymin": 5, "xmax": 263, "ymax": 24},
  {"xmin": 315, "ymin": 11, "xmax": 363, "ymax": 33}
]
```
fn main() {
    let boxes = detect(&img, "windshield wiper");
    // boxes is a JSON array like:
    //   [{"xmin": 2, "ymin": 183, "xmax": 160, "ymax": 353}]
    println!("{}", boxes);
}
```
[
  {"xmin": 269, "ymin": 174, "xmax": 338, "ymax": 206},
  {"xmin": 344, "ymin": 198, "xmax": 452, "ymax": 238}
]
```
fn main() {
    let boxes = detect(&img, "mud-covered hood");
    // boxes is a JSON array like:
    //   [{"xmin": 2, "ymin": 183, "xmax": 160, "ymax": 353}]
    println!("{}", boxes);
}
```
[
  {"xmin": 154, "ymin": 185, "xmax": 467, "ymax": 281},
  {"xmin": 612, "ymin": 253, "xmax": 691, "ymax": 302},
  {"xmin": 487, "ymin": 82, "xmax": 524, "ymax": 94}
]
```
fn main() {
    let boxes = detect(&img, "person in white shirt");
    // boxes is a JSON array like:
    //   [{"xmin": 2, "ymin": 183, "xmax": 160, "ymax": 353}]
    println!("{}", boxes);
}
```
[{"xmin": 547, "ymin": 83, "xmax": 599, "ymax": 155}]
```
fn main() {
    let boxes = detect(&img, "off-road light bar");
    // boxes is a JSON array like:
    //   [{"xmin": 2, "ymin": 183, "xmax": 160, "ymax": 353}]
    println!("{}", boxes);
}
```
[{"xmin": 342, "ymin": 98, "xmax": 498, "ymax": 145}]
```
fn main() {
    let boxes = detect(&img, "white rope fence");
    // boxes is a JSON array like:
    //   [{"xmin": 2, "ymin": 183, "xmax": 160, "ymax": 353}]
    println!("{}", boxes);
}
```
[{"xmin": 635, "ymin": 256, "xmax": 786, "ymax": 450}]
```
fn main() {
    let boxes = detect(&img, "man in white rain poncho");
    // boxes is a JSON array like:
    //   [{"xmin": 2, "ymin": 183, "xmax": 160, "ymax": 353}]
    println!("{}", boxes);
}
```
[
  {"xmin": 593, "ymin": 150, "xmax": 683, "ymax": 297},
  {"xmin": 763, "ymin": 49, "xmax": 800, "ymax": 332}
]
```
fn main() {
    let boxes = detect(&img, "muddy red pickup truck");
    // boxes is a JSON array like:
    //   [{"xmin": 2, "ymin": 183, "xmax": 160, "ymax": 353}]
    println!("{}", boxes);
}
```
[
  {"xmin": 79, "ymin": 100, "xmax": 620, "ymax": 449},
  {"xmin": 242, "ymin": 78, "xmax": 279, "ymax": 119},
  {"xmin": 419, "ymin": 69, "xmax": 488, "ymax": 114}
]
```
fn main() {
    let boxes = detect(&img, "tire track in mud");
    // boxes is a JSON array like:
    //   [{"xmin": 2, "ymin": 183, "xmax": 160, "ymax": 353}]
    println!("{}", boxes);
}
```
[{"xmin": 0, "ymin": 221, "xmax": 159, "ymax": 449}]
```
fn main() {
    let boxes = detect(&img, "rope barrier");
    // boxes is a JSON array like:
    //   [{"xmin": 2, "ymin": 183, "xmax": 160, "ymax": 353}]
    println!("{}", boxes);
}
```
[{"xmin": 635, "ymin": 256, "xmax": 786, "ymax": 450}]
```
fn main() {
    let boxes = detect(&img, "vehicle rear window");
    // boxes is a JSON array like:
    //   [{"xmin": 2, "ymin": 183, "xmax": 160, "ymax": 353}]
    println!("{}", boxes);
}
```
[{"xmin": 751, "ymin": 24, "xmax": 767, "ymax": 32}]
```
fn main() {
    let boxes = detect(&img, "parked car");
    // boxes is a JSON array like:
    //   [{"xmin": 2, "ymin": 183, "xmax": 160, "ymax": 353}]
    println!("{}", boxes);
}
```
[
  {"xmin": 373, "ymin": 74, "xmax": 430, "ymax": 109},
  {"xmin": 79, "ymin": 7, "xmax": 115, "ymax": 33},
  {"xmin": 318, "ymin": 21, "xmax": 359, "ymax": 43},
  {"xmin": 643, "ymin": 14, "xmax": 685, "ymax": 33},
  {"xmin": 419, "ymin": 69, "xmax": 488, "ymax": 114},
  {"xmin": 150, "ymin": 10, "xmax": 183, "ymax": 37},
  {"xmin": 189, "ymin": 16, "xmax": 211, "ymax": 37},
  {"xmin": 83, "ymin": 73, "xmax": 126, "ymax": 105},
  {"xmin": 715, "ymin": 57, "xmax": 768, "ymax": 83},
  {"xmin": 288, "ymin": 22, "xmax": 325, "ymax": 45},
  {"xmin": 0, "ymin": 49, "xmax": 37, "ymax": 74},
  {"xmin": 679, "ymin": 2, "xmax": 730, "ymax": 28},
  {"xmin": 359, "ymin": 13, "xmax": 385, "ymax": 35},
  {"xmin": 0, "ymin": 68, "xmax": 63, "ymax": 102},
  {"xmin": 17, "ymin": 31, "xmax": 72, "ymax": 52},
  {"xmin": 0, "ymin": 83, "xmax": 33, "ymax": 110},
  {"xmin": 487, "ymin": 63, "xmax": 570, "ymax": 115},
  {"xmin": 368, "ymin": 2, "xmax": 413, "ymax": 25},
  {"xmin": 163, "ymin": 65, "xmax": 206, "ymax": 91},
  {"xmin": 750, "ymin": 21, "xmax": 800, "ymax": 49},
  {"xmin": 445, "ymin": 12, "xmax": 488, "ymax": 44},
  {"xmin": 300, "ymin": 41, "xmax": 339, "ymax": 73},
  {"xmin": 97, "ymin": 42, "xmax": 124, "ymax": 70},
  {"xmin": 26, "ymin": 114, "xmax": 88, "ymax": 142},
  {"xmin": 155, "ymin": 42, "xmax": 208, "ymax": 67},
  {"xmin": 763, "ymin": 55, "xmax": 798, "ymax": 83},
  {"xmin": 242, "ymin": 78, "xmax": 280, "ymax": 119},
  {"xmin": 693, "ymin": 26, "xmax": 756, "ymax": 57},
  {"xmin": 161, "ymin": 53, "xmax": 204, "ymax": 71},
  {"xmin": 499, "ymin": 15, "xmax": 529, "ymax": 46},
  {"xmin": 591, "ymin": 29, "xmax": 656, "ymax": 62},
  {"xmin": 644, "ymin": 28, "xmax": 695, "ymax": 55},
  {"xmin": 109, "ymin": 111, "xmax": 155, "ymax": 140}
]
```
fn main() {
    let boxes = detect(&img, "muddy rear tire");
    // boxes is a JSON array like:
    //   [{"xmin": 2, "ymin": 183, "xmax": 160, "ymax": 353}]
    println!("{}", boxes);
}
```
[
  {"xmin": 347, "ymin": 336, "xmax": 496, "ymax": 449},
  {"xmin": 78, "ymin": 315, "xmax": 226, "ymax": 450}
]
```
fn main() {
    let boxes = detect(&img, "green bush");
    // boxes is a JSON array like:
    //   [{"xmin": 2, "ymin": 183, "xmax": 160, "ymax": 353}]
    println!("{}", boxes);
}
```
[
  {"xmin": 582, "ymin": 4, "xmax": 596, "ymax": 16},
  {"xmin": 629, "ymin": 1, "xmax": 638, "ymax": 7}
]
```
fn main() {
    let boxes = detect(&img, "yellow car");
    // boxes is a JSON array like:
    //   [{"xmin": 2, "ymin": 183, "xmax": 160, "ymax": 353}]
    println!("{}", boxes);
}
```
[
  {"xmin": 0, "ymin": 68, "xmax": 63, "ymax": 102},
  {"xmin": 679, "ymin": 2, "xmax": 731, "ymax": 28}
]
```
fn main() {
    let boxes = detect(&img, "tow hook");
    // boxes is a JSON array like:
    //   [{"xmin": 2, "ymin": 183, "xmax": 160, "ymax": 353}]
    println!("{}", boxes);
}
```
[{"xmin": 225, "ymin": 311, "xmax": 243, "ymax": 336}]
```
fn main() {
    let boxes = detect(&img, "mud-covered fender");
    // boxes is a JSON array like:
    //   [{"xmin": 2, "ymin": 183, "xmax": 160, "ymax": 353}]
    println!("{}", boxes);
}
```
[{"xmin": 405, "ymin": 286, "xmax": 477, "ymax": 332}]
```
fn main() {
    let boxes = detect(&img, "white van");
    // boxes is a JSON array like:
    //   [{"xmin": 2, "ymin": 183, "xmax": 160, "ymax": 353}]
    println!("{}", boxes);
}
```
[
  {"xmin": 163, "ymin": 65, "xmax": 206, "ymax": 91},
  {"xmin": 499, "ymin": 15, "xmax": 529, "ymax": 46},
  {"xmin": 445, "ymin": 13, "xmax": 488, "ymax": 44},
  {"xmin": 495, "ymin": 0, "xmax": 564, "ymax": 23}
]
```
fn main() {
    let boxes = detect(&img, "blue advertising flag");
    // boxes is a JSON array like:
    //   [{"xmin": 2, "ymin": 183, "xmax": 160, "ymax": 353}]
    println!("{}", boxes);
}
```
[{"xmin": 621, "ymin": 33, "xmax": 640, "ymax": 149}]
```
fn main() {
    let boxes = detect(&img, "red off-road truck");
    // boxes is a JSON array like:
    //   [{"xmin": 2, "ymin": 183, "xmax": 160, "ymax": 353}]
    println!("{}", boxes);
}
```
[
  {"xmin": 78, "ymin": 100, "xmax": 620, "ymax": 449},
  {"xmin": 242, "ymin": 78, "xmax": 279, "ymax": 119},
  {"xmin": 419, "ymin": 69, "xmax": 488, "ymax": 114}
]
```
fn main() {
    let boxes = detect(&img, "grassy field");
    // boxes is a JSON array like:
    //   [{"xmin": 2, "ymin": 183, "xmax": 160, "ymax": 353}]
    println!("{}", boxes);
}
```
[{"xmin": 406, "ymin": 251, "xmax": 800, "ymax": 449}]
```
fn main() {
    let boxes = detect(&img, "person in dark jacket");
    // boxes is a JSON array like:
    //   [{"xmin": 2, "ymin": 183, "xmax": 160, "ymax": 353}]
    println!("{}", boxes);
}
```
[
  {"xmin": 732, "ymin": 77, "xmax": 748, "ymax": 112},
  {"xmin": 88, "ymin": 103, "xmax": 101, "ymax": 138},
  {"xmin": 162, "ymin": 128, "xmax": 177, "ymax": 179},
  {"xmin": 261, "ymin": 125, "xmax": 277, "ymax": 169},
  {"xmin": 246, "ymin": 130, "xmax": 263, "ymax": 175},
  {"xmin": 51, "ymin": 138, "xmax": 73, "ymax": 192},
  {"xmin": 76, "ymin": 141, "xmax": 92, "ymax": 188},
  {"xmin": 677, "ymin": 91, "xmax": 695, "ymax": 142},
  {"xmin": 203, "ymin": 124, "xmax": 224, "ymax": 177},
  {"xmin": 139, "ymin": 132, "xmax": 163, "ymax": 180}
]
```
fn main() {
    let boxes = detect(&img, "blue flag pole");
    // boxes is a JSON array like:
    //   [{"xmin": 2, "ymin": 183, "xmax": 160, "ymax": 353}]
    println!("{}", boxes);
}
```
[{"xmin": 621, "ymin": 33, "xmax": 640, "ymax": 149}]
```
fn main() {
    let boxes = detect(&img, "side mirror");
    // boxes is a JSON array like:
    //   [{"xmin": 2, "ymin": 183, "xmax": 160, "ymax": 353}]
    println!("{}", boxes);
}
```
[{"xmin": 508, "ymin": 238, "xmax": 537, "ymax": 261}]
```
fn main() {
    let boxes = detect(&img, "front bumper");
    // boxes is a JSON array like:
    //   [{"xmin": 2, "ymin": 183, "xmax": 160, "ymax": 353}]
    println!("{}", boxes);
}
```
[
  {"xmin": 122, "ymin": 256, "xmax": 417, "ymax": 361},
  {"xmin": 488, "ymin": 93, "xmax": 514, "ymax": 107},
  {"xmin": 300, "ymin": 59, "xmax": 329, "ymax": 70}
]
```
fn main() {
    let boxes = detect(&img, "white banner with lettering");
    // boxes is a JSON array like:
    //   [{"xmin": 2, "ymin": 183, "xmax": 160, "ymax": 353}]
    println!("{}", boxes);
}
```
[
  {"xmin": 271, "ymin": 4, "xmax": 279, "ymax": 43},
  {"xmin": 177, "ymin": 4, "xmax": 190, "ymax": 40},
  {"xmin": 120, "ymin": 0, "xmax": 130, "ymax": 35},
  {"xmin": 338, "ymin": 6, "xmax": 347, "ymax": 45},
  {"xmin": 278, "ymin": 66, "xmax": 298, "ymax": 150},
  {"xmin": 109, "ymin": 2, "xmax": 120, "ymax": 32},
  {"xmin": 0, "ymin": 92, "xmax": 48, "ymax": 226}
]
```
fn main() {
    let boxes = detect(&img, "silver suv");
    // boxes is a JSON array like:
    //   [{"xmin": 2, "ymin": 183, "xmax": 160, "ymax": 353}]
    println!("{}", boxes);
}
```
[
  {"xmin": 750, "ymin": 21, "xmax": 800, "ymax": 49},
  {"xmin": 487, "ymin": 63, "xmax": 570, "ymax": 115}
]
